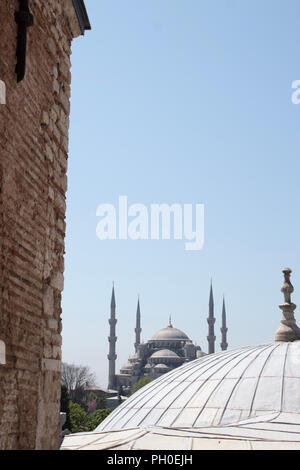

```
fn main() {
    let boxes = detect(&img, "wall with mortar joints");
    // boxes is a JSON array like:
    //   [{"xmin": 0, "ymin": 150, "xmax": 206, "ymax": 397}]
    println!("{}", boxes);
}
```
[{"xmin": 0, "ymin": 0, "xmax": 84, "ymax": 450}]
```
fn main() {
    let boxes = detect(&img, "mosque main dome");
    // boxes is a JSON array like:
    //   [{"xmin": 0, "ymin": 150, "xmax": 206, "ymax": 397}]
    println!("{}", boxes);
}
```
[
  {"xmin": 149, "ymin": 316, "xmax": 190, "ymax": 342},
  {"xmin": 150, "ymin": 326, "xmax": 189, "ymax": 342}
]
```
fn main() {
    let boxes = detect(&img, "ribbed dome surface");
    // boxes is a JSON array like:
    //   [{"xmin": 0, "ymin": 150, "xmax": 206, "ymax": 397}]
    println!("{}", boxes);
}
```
[
  {"xmin": 97, "ymin": 341, "xmax": 300, "ymax": 431},
  {"xmin": 150, "ymin": 327, "xmax": 189, "ymax": 341}
]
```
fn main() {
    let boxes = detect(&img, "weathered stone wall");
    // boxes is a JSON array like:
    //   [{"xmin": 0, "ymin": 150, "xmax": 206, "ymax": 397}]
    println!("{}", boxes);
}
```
[{"xmin": 0, "ymin": 0, "xmax": 81, "ymax": 450}]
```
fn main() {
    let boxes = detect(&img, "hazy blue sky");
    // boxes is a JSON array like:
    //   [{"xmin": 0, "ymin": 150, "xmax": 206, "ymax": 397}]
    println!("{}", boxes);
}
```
[{"xmin": 62, "ymin": 0, "xmax": 300, "ymax": 387}]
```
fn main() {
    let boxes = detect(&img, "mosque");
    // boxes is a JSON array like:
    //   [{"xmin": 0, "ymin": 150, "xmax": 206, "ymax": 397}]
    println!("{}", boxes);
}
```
[
  {"xmin": 62, "ymin": 268, "xmax": 300, "ymax": 450},
  {"xmin": 107, "ymin": 283, "xmax": 228, "ymax": 395}
]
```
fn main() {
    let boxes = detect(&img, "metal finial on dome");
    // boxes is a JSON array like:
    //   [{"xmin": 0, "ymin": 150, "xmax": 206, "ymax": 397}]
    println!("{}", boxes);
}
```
[
  {"xmin": 275, "ymin": 268, "xmax": 300, "ymax": 342},
  {"xmin": 281, "ymin": 268, "xmax": 293, "ymax": 303},
  {"xmin": 167, "ymin": 316, "xmax": 173, "ymax": 328}
]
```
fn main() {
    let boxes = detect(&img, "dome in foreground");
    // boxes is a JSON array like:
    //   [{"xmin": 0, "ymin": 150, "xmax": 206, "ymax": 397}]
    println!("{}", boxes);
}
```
[
  {"xmin": 97, "ymin": 341, "xmax": 300, "ymax": 432},
  {"xmin": 61, "ymin": 268, "xmax": 300, "ymax": 450},
  {"xmin": 62, "ymin": 342, "xmax": 300, "ymax": 450}
]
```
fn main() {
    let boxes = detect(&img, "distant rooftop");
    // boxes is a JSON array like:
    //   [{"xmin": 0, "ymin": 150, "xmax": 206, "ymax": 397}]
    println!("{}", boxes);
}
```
[{"xmin": 84, "ymin": 386, "xmax": 117, "ymax": 395}]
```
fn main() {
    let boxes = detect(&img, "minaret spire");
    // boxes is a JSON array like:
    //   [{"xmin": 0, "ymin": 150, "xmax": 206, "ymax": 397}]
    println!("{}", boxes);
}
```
[
  {"xmin": 220, "ymin": 296, "xmax": 228, "ymax": 351},
  {"xmin": 134, "ymin": 297, "xmax": 142, "ymax": 353},
  {"xmin": 207, "ymin": 280, "xmax": 216, "ymax": 354},
  {"xmin": 111, "ymin": 282, "xmax": 116, "ymax": 308},
  {"xmin": 108, "ymin": 284, "xmax": 117, "ymax": 390}
]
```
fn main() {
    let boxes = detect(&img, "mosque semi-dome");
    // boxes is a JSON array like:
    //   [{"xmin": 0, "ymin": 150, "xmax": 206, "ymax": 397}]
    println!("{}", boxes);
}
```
[
  {"xmin": 120, "ymin": 362, "xmax": 133, "ymax": 370},
  {"xmin": 150, "ymin": 349, "xmax": 180, "ymax": 359},
  {"xmin": 61, "ymin": 268, "xmax": 300, "ymax": 450},
  {"xmin": 154, "ymin": 363, "xmax": 169, "ymax": 369}
]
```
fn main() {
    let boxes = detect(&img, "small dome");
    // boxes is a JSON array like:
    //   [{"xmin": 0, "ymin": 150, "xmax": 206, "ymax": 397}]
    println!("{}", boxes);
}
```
[
  {"xmin": 150, "ymin": 327, "xmax": 189, "ymax": 342},
  {"xmin": 154, "ymin": 364, "xmax": 169, "ymax": 369},
  {"xmin": 120, "ymin": 362, "xmax": 133, "ymax": 370},
  {"xmin": 129, "ymin": 355, "xmax": 139, "ymax": 364},
  {"xmin": 131, "ymin": 353, "xmax": 139, "ymax": 359},
  {"xmin": 150, "ymin": 349, "xmax": 179, "ymax": 359}
]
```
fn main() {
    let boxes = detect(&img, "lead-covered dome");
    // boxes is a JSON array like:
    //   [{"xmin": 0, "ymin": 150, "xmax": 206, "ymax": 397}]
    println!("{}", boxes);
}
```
[
  {"xmin": 150, "ymin": 327, "xmax": 189, "ymax": 342},
  {"xmin": 149, "ymin": 317, "xmax": 190, "ymax": 342},
  {"xmin": 150, "ymin": 349, "xmax": 180, "ymax": 359},
  {"xmin": 154, "ymin": 364, "xmax": 169, "ymax": 369},
  {"xmin": 62, "ymin": 268, "xmax": 300, "ymax": 450},
  {"xmin": 97, "ymin": 341, "xmax": 300, "ymax": 431}
]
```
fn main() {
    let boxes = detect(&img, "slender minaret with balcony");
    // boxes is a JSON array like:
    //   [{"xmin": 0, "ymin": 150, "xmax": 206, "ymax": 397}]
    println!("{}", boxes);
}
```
[
  {"xmin": 207, "ymin": 281, "xmax": 216, "ymax": 354},
  {"xmin": 220, "ymin": 296, "xmax": 228, "ymax": 351},
  {"xmin": 108, "ymin": 284, "xmax": 117, "ymax": 390},
  {"xmin": 134, "ymin": 297, "xmax": 142, "ymax": 353}
]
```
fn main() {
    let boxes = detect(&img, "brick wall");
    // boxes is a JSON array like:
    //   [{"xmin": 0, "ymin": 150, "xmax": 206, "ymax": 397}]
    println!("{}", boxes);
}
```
[{"xmin": 0, "ymin": 0, "xmax": 84, "ymax": 450}]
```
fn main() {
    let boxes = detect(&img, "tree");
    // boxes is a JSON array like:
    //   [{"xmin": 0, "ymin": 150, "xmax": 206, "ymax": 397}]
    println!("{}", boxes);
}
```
[
  {"xmin": 61, "ymin": 362, "xmax": 96, "ymax": 403},
  {"xmin": 80, "ymin": 391, "xmax": 107, "ymax": 413},
  {"xmin": 131, "ymin": 377, "xmax": 153, "ymax": 395},
  {"xmin": 68, "ymin": 402, "xmax": 112, "ymax": 433},
  {"xmin": 69, "ymin": 401, "xmax": 89, "ymax": 433},
  {"xmin": 87, "ymin": 398, "xmax": 97, "ymax": 414},
  {"xmin": 60, "ymin": 385, "xmax": 72, "ymax": 431},
  {"xmin": 86, "ymin": 409, "xmax": 112, "ymax": 431}
]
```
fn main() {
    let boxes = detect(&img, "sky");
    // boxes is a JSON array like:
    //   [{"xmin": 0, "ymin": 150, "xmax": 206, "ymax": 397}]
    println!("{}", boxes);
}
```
[{"xmin": 62, "ymin": 0, "xmax": 300, "ymax": 387}]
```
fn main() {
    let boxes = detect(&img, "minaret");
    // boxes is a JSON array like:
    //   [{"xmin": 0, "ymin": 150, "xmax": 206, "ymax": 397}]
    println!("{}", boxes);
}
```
[
  {"xmin": 108, "ymin": 284, "xmax": 117, "ymax": 390},
  {"xmin": 220, "ymin": 296, "xmax": 228, "ymax": 351},
  {"xmin": 134, "ymin": 297, "xmax": 142, "ymax": 353},
  {"xmin": 207, "ymin": 281, "xmax": 216, "ymax": 354}
]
